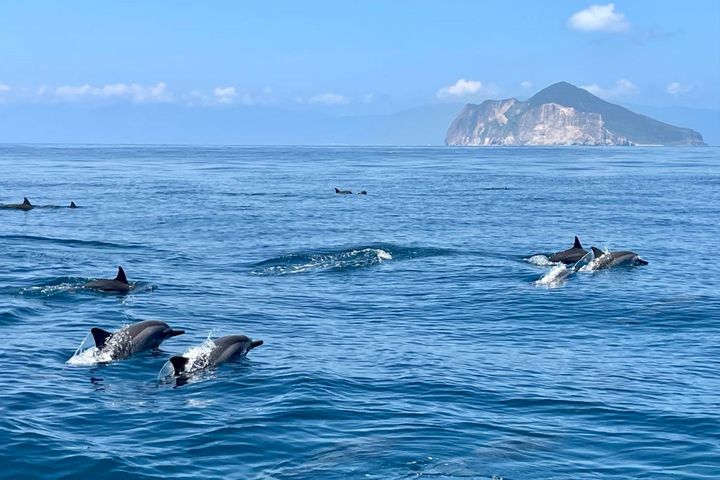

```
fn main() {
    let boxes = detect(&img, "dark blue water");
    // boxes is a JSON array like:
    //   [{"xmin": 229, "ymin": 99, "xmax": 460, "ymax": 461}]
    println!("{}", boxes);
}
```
[{"xmin": 1, "ymin": 145, "xmax": 718, "ymax": 479}]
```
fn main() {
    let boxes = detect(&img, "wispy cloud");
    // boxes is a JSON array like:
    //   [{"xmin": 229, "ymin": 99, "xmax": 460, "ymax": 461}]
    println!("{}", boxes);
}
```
[
  {"xmin": 52, "ymin": 82, "xmax": 172, "ymax": 103},
  {"xmin": 581, "ymin": 78, "xmax": 637, "ymax": 98},
  {"xmin": 0, "ymin": 83, "xmax": 10, "ymax": 94},
  {"xmin": 666, "ymin": 82, "xmax": 692, "ymax": 95},
  {"xmin": 437, "ymin": 79, "xmax": 495, "ymax": 99},
  {"xmin": 213, "ymin": 86, "xmax": 237, "ymax": 104},
  {"xmin": 568, "ymin": 4, "xmax": 630, "ymax": 33},
  {"xmin": 520, "ymin": 80, "xmax": 533, "ymax": 89},
  {"xmin": 308, "ymin": 93, "xmax": 348, "ymax": 105}
]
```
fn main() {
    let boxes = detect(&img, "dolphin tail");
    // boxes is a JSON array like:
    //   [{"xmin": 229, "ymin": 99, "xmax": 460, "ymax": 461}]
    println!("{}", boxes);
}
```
[
  {"xmin": 91, "ymin": 327, "xmax": 113, "ymax": 349},
  {"xmin": 23, "ymin": 197, "xmax": 31, "ymax": 206},
  {"xmin": 250, "ymin": 339, "xmax": 264, "ymax": 350},
  {"xmin": 168, "ymin": 329, "xmax": 185, "ymax": 338},
  {"xmin": 115, "ymin": 266, "xmax": 129, "ymax": 284},
  {"xmin": 573, "ymin": 236, "xmax": 582, "ymax": 249},
  {"xmin": 591, "ymin": 246, "xmax": 605, "ymax": 258},
  {"xmin": 169, "ymin": 356, "xmax": 190, "ymax": 375}
]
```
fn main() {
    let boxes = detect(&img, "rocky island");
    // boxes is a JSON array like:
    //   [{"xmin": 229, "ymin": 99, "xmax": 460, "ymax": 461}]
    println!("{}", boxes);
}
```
[{"xmin": 445, "ymin": 82, "xmax": 705, "ymax": 146}]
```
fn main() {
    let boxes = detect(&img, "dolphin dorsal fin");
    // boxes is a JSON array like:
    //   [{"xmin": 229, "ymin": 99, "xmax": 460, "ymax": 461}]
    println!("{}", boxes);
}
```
[
  {"xmin": 591, "ymin": 247, "xmax": 605, "ymax": 258},
  {"xmin": 70, "ymin": 201, "xmax": 77, "ymax": 208},
  {"xmin": 335, "ymin": 188, "xmax": 340, "ymax": 193},
  {"xmin": 573, "ymin": 236, "xmax": 582, "ymax": 249},
  {"xmin": 114, "ymin": 266, "xmax": 128, "ymax": 284},
  {"xmin": 91, "ymin": 328, "xmax": 113, "ymax": 349},
  {"xmin": 169, "ymin": 356, "xmax": 190, "ymax": 375},
  {"xmin": 23, "ymin": 197, "xmax": 31, "ymax": 206}
]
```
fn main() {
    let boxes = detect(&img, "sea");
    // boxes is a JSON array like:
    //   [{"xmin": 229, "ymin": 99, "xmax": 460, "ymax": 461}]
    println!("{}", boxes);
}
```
[{"xmin": 0, "ymin": 145, "xmax": 718, "ymax": 480}]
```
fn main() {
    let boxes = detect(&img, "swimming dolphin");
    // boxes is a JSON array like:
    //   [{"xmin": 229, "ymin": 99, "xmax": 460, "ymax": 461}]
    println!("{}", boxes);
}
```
[
  {"xmin": 168, "ymin": 335, "xmax": 263, "ymax": 376},
  {"xmin": 357, "ymin": 190, "xmax": 367, "ymax": 195},
  {"xmin": 90, "ymin": 320, "xmax": 185, "ymax": 360},
  {"xmin": 335, "ymin": 187, "xmax": 352, "ymax": 194},
  {"xmin": 2, "ymin": 197, "xmax": 33, "ymax": 210},
  {"xmin": 69, "ymin": 201, "xmax": 77, "ymax": 208},
  {"xmin": 85, "ymin": 266, "xmax": 132, "ymax": 292},
  {"xmin": 548, "ymin": 236, "xmax": 588, "ymax": 264},
  {"xmin": 589, "ymin": 247, "xmax": 648, "ymax": 269}
]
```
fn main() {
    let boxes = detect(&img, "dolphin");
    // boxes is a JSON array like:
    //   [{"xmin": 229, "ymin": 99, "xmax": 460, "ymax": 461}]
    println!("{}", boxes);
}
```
[
  {"xmin": 357, "ymin": 190, "xmax": 368, "ymax": 195},
  {"xmin": 589, "ymin": 247, "xmax": 648, "ymax": 269},
  {"xmin": 2, "ymin": 197, "xmax": 33, "ymax": 210},
  {"xmin": 548, "ymin": 236, "xmax": 588, "ymax": 264},
  {"xmin": 335, "ymin": 187, "xmax": 352, "ymax": 194},
  {"xmin": 69, "ymin": 201, "xmax": 77, "ymax": 208},
  {"xmin": 85, "ymin": 266, "xmax": 132, "ymax": 292},
  {"xmin": 168, "ymin": 335, "xmax": 264, "ymax": 376},
  {"xmin": 90, "ymin": 320, "xmax": 185, "ymax": 360}
]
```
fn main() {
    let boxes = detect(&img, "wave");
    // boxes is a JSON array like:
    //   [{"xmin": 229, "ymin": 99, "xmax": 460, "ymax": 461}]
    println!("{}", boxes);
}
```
[
  {"xmin": 250, "ymin": 243, "xmax": 452, "ymax": 276},
  {"xmin": 0, "ymin": 234, "xmax": 143, "ymax": 250}
]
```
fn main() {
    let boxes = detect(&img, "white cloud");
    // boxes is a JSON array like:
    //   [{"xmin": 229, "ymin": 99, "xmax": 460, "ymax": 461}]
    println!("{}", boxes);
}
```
[
  {"xmin": 568, "ymin": 3, "xmax": 630, "ymax": 32},
  {"xmin": 213, "ymin": 86, "xmax": 237, "ymax": 104},
  {"xmin": 0, "ymin": 83, "xmax": 11, "ymax": 93},
  {"xmin": 666, "ymin": 82, "xmax": 691, "ymax": 95},
  {"xmin": 308, "ymin": 93, "xmax": 348, "ymax": 105},
  {"xmin": 53, "ymin": 82, "xmax": 172, "ymax": 103},
  {"xmin": 520, "ymin": 80, "xmax": 533, "ymax": 89},
  {"xmin": 437, "ymin": 78, "xmax": 486, "ymax": 98},
  {"xmin": 581, "ymin": 78, "xmax": 637, "ymax": 98}
]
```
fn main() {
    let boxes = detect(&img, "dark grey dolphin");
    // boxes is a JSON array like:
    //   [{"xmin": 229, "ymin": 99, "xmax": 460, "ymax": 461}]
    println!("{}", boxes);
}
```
[
  {"xmin": 589, "ymin": 247, "xmax": 648, "ymax": 269},
  {"xmin": 91, "ymin": 320, "xmax": 185, "ymax": 360},
  {"xmin": 357, "ymin": 190, "xmax": 368, "ymax": 195},
  {"xmin": 2, "ymin": 197, "xmax": 33, "ymax": 210},
  {"xmin": 168, "ymin": 335, "xmax": 263, "ymax": 375},
  {"xmin": 548, "ymin": 236, "xmax": 588, "ymax": 264},
  {"xmin": 85, "ymin": 266, "xmax": 132, "ymax": 292},
  {"xmin": 335, "ymin": 187, "xmax": 352, "ymax": 194}
]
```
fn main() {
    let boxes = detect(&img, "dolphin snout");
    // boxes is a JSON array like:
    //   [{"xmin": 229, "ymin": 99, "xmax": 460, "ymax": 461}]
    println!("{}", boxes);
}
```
[
  {"xmin": 168, "ymin": 329, "xmax": 185, "ymax": 337},
  {"xmin": 250, "ymin": 339, "xmax": 264, "ymax": 350},
  {"xmin": 635, "ymin": 258, "xmax": 649, "ymax": 266}
]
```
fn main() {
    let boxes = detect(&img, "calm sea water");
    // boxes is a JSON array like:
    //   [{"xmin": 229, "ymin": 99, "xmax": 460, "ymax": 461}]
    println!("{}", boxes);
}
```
[{"xmin": 1, "ymin": 145, "xmax": 718, "ymax": 480}]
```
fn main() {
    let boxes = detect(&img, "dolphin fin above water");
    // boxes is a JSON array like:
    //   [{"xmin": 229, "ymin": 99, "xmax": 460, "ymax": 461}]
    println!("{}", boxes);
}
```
[
  {"xmin": 170, "ymin": 356, "xmax": 190, "ymax": 375},
  {"xmin": 573, "ymin": 236, "xmax": 582, "ymax": 249},
  {"xmin": 114, "ymin": 267, "xmax": 129, "ymax": 284},
  {"xmin": 91, "ymin": 328, "xmax": 113, "ymax": 349},
  {"xmin": 70, "ymin": 201, "xmax": 77, "ymax": 208},
  {"xmin": 591, "ymin": 246, "xmax": 606, "ymax": 258},
  {"xmin": 23, "ymin": 197, "xmax": 31, "ymax": 206}
]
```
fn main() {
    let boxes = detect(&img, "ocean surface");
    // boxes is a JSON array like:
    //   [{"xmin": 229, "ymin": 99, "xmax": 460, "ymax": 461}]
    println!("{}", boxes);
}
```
[{"xmin": 1, "ymin": 145, "xmax": 718, "ymax": 480}]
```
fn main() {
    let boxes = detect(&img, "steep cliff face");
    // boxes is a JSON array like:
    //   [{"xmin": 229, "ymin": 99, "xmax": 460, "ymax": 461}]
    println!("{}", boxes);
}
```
[{"xmin": 445, "ymin": 82, "xmax": 705, "ymax": 146}]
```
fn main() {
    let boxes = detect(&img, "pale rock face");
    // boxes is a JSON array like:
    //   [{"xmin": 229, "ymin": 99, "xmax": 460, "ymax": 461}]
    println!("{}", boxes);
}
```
[{"xmin": 445, "ymin": 99, "xmax": 630, "ymax": 146}]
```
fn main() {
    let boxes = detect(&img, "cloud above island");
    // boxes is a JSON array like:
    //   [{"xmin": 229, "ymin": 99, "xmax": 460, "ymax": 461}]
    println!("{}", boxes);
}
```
[
  {"xmin": 52, "ymin": 82, "xmax": 173, "ymax": 103},
  {"xmin": 437, "ymin": 79, "xmax": 496, "ymax": 99},
  {"xmin": 568, "ymin": 3, "xmax": 630, "ymax": 32},
  {"xmin": 581, "ymin": 78, "xmax": 637, "ymax": 98}
]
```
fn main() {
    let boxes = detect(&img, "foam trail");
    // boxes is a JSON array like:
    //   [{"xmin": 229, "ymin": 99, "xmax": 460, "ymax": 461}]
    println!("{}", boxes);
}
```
[{"xmin": 526, "ymin": 254, "xmax": 557, "ymax": 266}]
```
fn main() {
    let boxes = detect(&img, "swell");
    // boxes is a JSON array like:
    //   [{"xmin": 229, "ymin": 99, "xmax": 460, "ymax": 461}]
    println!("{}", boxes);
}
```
[{"xmin": 0, "ymin": 234, "xmax": 144, "ymax": 250}]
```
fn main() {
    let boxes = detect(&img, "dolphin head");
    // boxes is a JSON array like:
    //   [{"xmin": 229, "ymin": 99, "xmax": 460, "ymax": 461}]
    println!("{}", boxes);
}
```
[{"xmin": 249, "ymin": 339, "xmax": 264, "ymax": 350}]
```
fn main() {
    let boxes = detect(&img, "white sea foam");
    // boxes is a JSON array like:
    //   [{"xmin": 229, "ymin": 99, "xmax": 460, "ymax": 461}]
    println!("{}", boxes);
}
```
[
  {"xmin": 526, "ymin": 254, "xmax": 556, "ymax": 266},
  {"xmin": 158, "ymin": 335, "xmax": 217, "ymax": 381},
  {"xmin": 65, "ymin": 326, "xmax": 132, "ymax": 365},
  {"xmin": 534, "ymin": 264, "xmax": 572, "ymax": 287}
]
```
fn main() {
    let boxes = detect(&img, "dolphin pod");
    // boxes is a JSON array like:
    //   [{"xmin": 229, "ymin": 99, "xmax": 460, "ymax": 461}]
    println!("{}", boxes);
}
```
[
  {"xmin": 90, "ymin": 320, "xmax": 185, "ymax": 361},
  {"xmin": 1, "ymin": 197, "xmax": 78, "ymax": 210},
  {"xmin": 85, "ymin": 266, "xmax": 132, "ymax": 292},
  {"xmin": 168, "ymin": 335, "xmax": 264, "ymax": 376}
]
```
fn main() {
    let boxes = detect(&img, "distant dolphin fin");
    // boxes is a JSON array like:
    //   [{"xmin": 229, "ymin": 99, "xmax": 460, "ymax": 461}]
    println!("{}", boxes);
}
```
[
  {"xmin": 91, "ymin": 327, "xmax": 113, "ymax": 349},
  {"xmin": 114, "ymin": 266, "xmax": 129, "ymax": 284},
  {"xmin": 573, "ymin": 236, "xmax": 582, "ymax": 249},
  {"xmin": 591, "ymin": 247, "xmax": 605, "ymax": 258},
  {"xmin": 70, "ymin": 201, "xmax": 77, "ymax": 208},
  {"xmin": 335, "ymin": 188, "xmax": 340, "ymax": 193},
  {"xmin": 169, "ymin": 356, "xmax": 190, "ymax": 375},
  {"xmin": 23, "ymin": 197, "xmax": 31, "ymax": 206}
]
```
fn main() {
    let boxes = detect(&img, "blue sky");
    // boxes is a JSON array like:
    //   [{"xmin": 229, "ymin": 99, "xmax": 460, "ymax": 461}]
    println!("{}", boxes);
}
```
[{"xmin": 0, "ymin": 1, "xmax": 718, "ymax": 114}]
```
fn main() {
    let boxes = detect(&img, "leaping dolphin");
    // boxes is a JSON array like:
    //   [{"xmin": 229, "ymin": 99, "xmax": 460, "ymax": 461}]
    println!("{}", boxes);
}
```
[
  {"xmin": 548, "ymin": 236, "xmax": 588, "ymax": 264},
  {"xmin": 85, "ymin": 266, "xmax": 132, "ymax": 292},
  {"xmin": 168, "ymin": 335, "xmax": 263, "ymax": 376},
  {"xmin": 90, "ymin": 320, "xmax": 185, "ymax": 361},
  {"xmin": 2, "ymin": 197, "xmax": 33, "ymax": 210},
  {"xmin": 589, "ymin": 247, "xmax": 648, "ymax": 269},
  {"xmin": 335, "ymin": 187, "xmax": 352, "ymax": 194}
]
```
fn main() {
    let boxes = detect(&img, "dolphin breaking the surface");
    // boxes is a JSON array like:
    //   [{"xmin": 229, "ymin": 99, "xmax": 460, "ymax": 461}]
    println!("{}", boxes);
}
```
[
  {"xmin": 85, "ymin": 266, "xmax": 132, "ymax": 292},
  {"xmin": 167, "ymin": 335, "xmax": 263, "ymax": 376},
  {"xmin": 1, "ymin": 197, "xmax": 33, "ymax": 210},
  {"xmin": 88, "ymin": 320, "xmax": 185, "ymax": 361},
  {"xmin": 588, "ymin": 247, "xmax": 649, "ymax": 269},
  {"xmin": 548, "ymin": 236, "xmax": 589, "ymax": 264}
]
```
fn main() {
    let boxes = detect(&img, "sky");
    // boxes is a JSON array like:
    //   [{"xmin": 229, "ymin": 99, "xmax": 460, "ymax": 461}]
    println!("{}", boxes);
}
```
[{"xmin": 0, "ymin": 1, "xmax": 718, "ymax": 143}]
